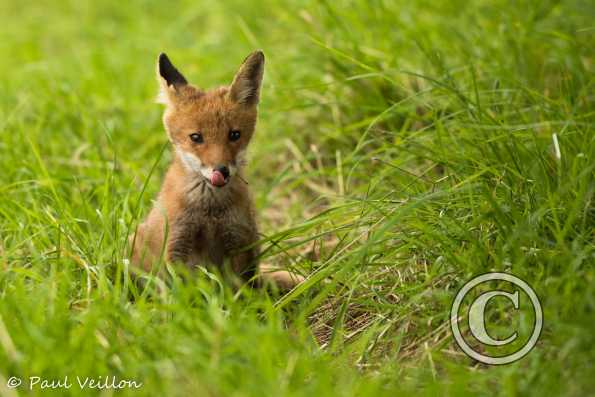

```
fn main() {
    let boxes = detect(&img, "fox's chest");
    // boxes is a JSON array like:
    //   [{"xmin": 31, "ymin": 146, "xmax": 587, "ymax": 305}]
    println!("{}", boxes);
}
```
[{"xmin": 168, "ymin": 201, "xmax": 257, "ymax": 268}]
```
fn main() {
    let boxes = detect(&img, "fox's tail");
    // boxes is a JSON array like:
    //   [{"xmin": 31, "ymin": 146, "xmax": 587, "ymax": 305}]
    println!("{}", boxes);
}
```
[{"xmin": 258, "ymin": 263, "xmax": 305, "ymax": 291}]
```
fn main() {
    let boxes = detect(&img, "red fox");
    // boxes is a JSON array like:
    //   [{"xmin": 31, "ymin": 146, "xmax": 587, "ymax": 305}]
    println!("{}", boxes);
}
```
[{"xmin": 130, "ymin": 51, "xmax": 303, "ymax": 290}]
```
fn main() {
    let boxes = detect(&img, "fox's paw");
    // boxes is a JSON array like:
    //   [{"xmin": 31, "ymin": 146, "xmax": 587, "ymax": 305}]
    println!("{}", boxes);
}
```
[{"xmin": 258, "ymin": 263, "xmax": 305, "ymax": 291}]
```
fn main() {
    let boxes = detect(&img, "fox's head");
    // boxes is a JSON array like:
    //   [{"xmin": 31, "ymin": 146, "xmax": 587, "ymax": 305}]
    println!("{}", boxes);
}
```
[{"xmin": 157, "ymin": 51, "xmax": 264, "ymax": 187}]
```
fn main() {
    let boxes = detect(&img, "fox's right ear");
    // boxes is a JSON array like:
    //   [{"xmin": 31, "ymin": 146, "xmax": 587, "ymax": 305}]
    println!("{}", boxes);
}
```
[
  {"xmin": 157, "ymin": 53, "xmax": 187, "ymax": 105},
  {"xmin": 229, "ymin": 51, "xmax": 265, "ymax": 106}
]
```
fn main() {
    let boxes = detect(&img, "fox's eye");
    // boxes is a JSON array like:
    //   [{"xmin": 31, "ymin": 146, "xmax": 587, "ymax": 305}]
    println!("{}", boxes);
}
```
[
  {"xmin": 189, "ymin": 133, "xmax": 204, "ymax": 144},
  {"xmin": 229, "ymin": 130, "xmax": 241, "ymax": 142}
]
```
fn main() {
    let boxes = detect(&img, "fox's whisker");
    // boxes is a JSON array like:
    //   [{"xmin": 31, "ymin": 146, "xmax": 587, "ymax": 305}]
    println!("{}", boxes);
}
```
[{"xmin": 187, "ymin": 179, "xmax": 205, "ymax": 194}]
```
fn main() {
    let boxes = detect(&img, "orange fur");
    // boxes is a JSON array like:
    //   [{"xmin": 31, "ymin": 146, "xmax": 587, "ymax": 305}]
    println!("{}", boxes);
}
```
[{"xmin": 129, "ymin": 51, "xmax": 303, "ymax": 290}]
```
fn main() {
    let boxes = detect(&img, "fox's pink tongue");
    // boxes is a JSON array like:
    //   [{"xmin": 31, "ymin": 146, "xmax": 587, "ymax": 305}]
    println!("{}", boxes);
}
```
[{"xmin": 210, "ymin": 170, "xmax": 226, "ymax": 187}]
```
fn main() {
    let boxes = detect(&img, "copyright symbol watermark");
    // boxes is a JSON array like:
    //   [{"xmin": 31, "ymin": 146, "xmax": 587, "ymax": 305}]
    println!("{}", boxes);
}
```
[
  {"xmin": 450, "ymin": 272, "xmax": 543, "ymax": 365},
  {"xmin": 7, "ymin": 376, "xmax": 22, "ymax": 388}
]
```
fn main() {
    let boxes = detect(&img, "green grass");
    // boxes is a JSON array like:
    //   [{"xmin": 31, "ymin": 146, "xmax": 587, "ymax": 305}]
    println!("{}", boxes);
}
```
[{"xmin": 0, "ymin": 0, "xmax": 594, "ymax": 396}]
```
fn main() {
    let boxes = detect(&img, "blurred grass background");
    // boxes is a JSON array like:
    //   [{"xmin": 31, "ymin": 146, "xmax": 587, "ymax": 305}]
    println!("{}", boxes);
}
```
[{"xmin": 0, "ymin": 0, "xmax": 593, "ymax": 396}]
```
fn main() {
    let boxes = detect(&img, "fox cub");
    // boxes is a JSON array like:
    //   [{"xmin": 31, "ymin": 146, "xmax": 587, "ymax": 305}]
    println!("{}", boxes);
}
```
[{"xmin": 130, "ymin": 51, "xmax": 300, "ymax": 289}]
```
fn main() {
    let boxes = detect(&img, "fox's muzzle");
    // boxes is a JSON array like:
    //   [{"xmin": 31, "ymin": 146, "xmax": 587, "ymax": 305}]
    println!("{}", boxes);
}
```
[{"xmin": 210, "ymin": 164, "xmax": 230, "ymax": 187}]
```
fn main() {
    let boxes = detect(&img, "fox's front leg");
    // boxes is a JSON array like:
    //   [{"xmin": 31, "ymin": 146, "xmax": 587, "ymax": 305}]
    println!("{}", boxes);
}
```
[
  {"xmin": 166, "ymin": 218, "xmax": 202, "ymax": 266},
  {"xmin": 230, "ymin": 245, "xmax": 259, "ymax": 284},
  {"xmin": 220, "ymin": 221, "xmax": 259, "ymax": 284}
]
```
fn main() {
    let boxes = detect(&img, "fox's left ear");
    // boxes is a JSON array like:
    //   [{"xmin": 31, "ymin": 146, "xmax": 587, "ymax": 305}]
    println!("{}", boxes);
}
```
[
  {"xmin": 229, "ymin": 51, "xmax": 264, "ymax": 106},
  {"xmin": 157, "ymin": 53, "xmax": 188, "ymax": 105}
]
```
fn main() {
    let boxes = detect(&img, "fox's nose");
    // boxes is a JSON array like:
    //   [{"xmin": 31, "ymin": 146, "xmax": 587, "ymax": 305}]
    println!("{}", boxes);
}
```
[
  {"xmin": 214, "ymin": 164, "xmax": 230, "ymax": 179},
  {"xmin": 210, "ymin": 165, "xmax": 230, "ymax": 187}
]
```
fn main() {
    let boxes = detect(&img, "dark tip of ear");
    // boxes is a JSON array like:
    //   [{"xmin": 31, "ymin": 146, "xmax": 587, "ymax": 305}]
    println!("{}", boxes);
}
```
[
  {"xmin": 251, "ymin": 50, "xmax": 264, "ymax": 61},
  {"xmin": 245, "ymin": 50, "xmax": 264, "ymax": 67},
  {"xmin": 158, "ymin": 53, "xmax": 187, "ymax": 87}
]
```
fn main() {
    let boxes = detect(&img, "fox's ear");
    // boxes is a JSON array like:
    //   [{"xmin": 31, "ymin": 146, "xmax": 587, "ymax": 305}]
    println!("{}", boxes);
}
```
[
  {"xmin": 157, "ymin": 53, "xmax": 187, "ymax": 105},
  {"xmin": 158, "ymin": 53, "xmax": 187, "ymax": 87},
  {"xmin": 229, "ymin": 51, "xmax": 264, "ymax": 106}
]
